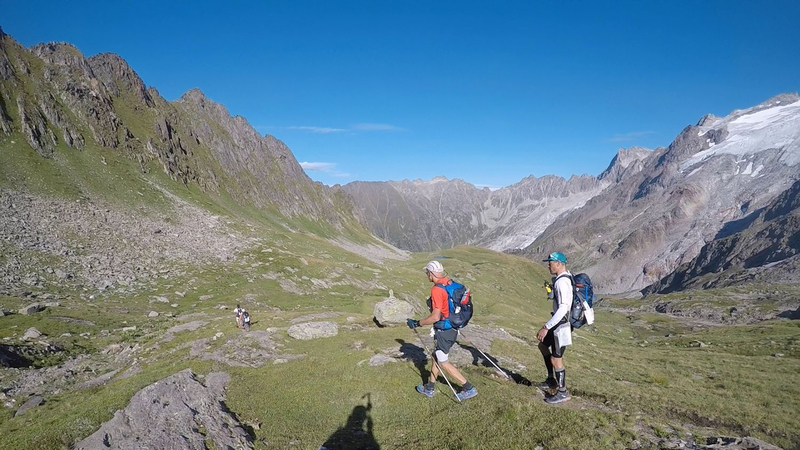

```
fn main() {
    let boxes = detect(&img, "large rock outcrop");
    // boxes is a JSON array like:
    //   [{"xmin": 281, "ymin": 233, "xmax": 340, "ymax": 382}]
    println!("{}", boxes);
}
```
[
  {"xmin": 373, "ymin": 293, "xmax": 415, "ymax": 327},
  {"xmin": 75, "ymin": 369, "xmax": 252, "ymax": 450},
  {"xmin": 287, "ymin": 321, "xmax": 339, "ymax": 340}
]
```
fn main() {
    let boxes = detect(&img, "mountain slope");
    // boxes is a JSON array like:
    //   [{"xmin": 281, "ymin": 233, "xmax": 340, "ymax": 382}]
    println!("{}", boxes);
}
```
[
  {"xmin": 342, "ymin": 168, "xmax": 642, "ymax": 253},
  {"xmin": 0, "ymin": 27, "xmax": 400, "ymax": 299},
  {"xmin": 521, "ymin": 93, "xmax": 800, "ymax": 294},
  {"xmin": 343, "ymin": 177, "xmax": 491, "ymax": 252},
  {"xmin": 0, "ymin": 28, "xmax": 362, "ymax": 229},
  {"xmin": 645, "ymin": 178, "xmax": 800, "ymax": 293}
]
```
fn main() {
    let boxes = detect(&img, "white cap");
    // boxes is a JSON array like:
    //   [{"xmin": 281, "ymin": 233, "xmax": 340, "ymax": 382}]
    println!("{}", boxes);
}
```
[{"xmin": 424, "ymin": 260, "xmax": 444, "ymax": 275}]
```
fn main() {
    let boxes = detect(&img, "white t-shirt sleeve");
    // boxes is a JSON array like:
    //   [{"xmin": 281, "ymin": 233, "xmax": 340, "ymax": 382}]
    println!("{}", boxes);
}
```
[{"xmin": 545, "ymin": 276, "xmax": 572, "ymax": 330}]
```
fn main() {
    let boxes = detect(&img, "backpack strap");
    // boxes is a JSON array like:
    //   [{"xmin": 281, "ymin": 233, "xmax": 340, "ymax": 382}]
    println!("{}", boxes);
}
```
[
  {"xmin": 552, "ymin": 273, "xmax": 575, "ymax": 326},
  {"xmin": 433, "ymin": 282, "xmax": 453, "ymax": 330}
]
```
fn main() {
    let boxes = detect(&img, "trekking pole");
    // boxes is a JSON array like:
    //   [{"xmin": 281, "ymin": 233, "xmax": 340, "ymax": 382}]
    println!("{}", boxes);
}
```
[
  {"xmin": 457, "ymin": 329, "xmax": 511, "ymax": 380},
  {"xmin": 411, "ymin": 327, "xmax": 461, "ymax": 403}
]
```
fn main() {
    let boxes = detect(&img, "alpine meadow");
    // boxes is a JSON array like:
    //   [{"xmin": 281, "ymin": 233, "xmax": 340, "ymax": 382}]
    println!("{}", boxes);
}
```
[{"xmin": 1, "ymin": 11, "xmax": 800, "ymax": 450}]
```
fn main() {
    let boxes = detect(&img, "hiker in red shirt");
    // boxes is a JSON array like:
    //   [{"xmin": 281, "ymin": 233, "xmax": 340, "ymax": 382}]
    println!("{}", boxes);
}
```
[{"xmin": 407, "ymin": 260, "xmax": 477, "ymax": 401}]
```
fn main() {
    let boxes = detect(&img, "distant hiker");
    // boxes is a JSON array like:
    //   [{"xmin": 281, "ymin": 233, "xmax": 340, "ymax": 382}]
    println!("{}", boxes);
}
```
[
  {"xmin": 242, "ymin": 310, "xmax": 251, "ymax": 331},
  {"xmin": 536, "ymin": 251, "xmax": 573, "ymax": 404},
  {"xmin": 234, "ymin": 304, "xmax": 244, "ymax": 328},
  {"xmin": 407, "ymin": 260, "xmax": 477, "ymax": 401}
]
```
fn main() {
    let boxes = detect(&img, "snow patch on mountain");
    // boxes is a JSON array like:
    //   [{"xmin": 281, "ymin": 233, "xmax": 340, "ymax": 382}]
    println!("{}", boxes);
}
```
[
  {"xmin": 682, "ymin": 101, "xmax": 800, "ymax": 172},
  {"xmin": 481, "ymin": 183, "xmax": 608, "ymax": 250}
]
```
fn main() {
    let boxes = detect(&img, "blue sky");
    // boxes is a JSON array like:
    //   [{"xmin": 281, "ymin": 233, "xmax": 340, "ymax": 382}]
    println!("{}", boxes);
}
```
[{"xmin": 4, "ymin": 1, "xmax": 800, "ymax": 188}]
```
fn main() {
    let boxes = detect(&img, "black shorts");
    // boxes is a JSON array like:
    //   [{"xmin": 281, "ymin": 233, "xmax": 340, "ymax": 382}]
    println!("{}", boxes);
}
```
[
  {"xmin": 434, "ymin": 328, "xmax": 458, "ymax": 355},
  {"xmin": 542, "ymin": 328, "xmax": 567, "ymax": 358}
]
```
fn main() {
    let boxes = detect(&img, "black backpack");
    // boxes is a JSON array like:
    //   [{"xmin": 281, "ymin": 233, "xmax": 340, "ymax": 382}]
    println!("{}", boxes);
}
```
[
  {"xmin": 561, "ymin": 273, "xmax": 595, "ymax": 329},
  {"xmin": 433, "ymin": 280, "xmax": 473, "ymax": 329}
]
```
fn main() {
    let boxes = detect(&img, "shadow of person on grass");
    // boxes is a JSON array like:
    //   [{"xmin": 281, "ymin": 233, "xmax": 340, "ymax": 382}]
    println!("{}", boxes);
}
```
[
  {"xmin": 320, "ymin": 393, "xmax": 380, "ymax": 450},
  {"xmin": 395, "ymin": 339, "xmax": 430, "ymax": 383},
  {"xmin": 458, "ymin": 343, "xmax": 532, "ymax": 386}
]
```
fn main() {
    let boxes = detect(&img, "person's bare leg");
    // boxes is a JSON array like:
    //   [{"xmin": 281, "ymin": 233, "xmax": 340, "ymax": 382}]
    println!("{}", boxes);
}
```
[
  {"xmin": 428, "ymin": 358, "xmax": 440, "ymax": 384},
  {"xmin": 440, "ymin": 361, "xmax": 467, "ymax": 385}
]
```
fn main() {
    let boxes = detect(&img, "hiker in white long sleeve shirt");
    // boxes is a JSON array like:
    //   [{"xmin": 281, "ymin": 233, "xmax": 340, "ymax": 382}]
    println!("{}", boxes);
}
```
[{"xmin": 536, "ymin": 251, "xmax": 573, "ymax": 404}]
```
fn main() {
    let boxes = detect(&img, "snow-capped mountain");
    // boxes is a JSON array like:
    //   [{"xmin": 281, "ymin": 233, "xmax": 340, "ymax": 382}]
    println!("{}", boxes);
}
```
[
  {"xmin": 345, "ymin": 94, "xmax": 799, "ymax": 294},
  {"xmin": 521, "ymin": 93, "xmax": 800, "ymax": 294}
]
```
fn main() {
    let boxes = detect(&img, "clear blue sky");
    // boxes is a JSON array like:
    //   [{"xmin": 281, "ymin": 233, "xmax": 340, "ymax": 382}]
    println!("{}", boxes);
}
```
[{"xmin": 4, "ymin": 1, "xmax": 800, "ymax": 188}]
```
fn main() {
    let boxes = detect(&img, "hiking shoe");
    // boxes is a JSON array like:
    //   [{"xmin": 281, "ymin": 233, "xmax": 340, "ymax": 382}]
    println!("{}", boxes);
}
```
[
  {"xmin": 538, "ymin": 377, "xmax": 557, "ymax": 390},
  {"xmin": 544, "ymin": 389, "xmax": 571, "ymax": 404},
  {"xmin": 456, "ymin": 386, "xmax": 478, "ymax": 401},
  {"xmin": 416, "ymin": 384, "xmax": 435, "ymax": 398}
]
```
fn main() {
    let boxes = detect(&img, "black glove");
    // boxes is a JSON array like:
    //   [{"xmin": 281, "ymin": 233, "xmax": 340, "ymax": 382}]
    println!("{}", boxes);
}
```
[{"xmin": 407, "ymin": 318, "xmax": 420, "ymax": 329}]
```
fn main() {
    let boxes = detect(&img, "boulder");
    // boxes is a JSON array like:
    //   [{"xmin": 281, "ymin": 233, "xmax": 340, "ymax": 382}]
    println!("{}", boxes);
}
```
[
  {"xmin": 74, "ymin": 369, "xmax": 252, "ymax": 449},
  {"xmin": 287, "ymin": 321, "xmax": 338, "ymax": 340},
  {"xmin": 148, "ymin": 311, "xmax": 159, "ymax": 318},
  {"xmin": 78, "ymin": 368, "xmax": 121, "ymax": 390},
  {"xmin": 373, "ymin": 297, "xmax": 415, "ymax": 327},
  {"xmin": 55, "ymin": 269, "xmax": 71, "ymax": 279},
  {"xmin": 22, "ymin": 327, "xmax": 43, "ymax": 340},
  {"xmin": 19, "ymin": 303, "xmax": 44, "ymax": 315},
  {"xmin": 14, "ymin": 395, "xmax": 44, "ymax": 417}
]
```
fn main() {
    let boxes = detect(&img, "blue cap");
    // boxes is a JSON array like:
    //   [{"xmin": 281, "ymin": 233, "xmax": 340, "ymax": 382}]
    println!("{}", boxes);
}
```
[{"xmin": 543, "ymin": 252, "xmax": 567, "ymax": 263}]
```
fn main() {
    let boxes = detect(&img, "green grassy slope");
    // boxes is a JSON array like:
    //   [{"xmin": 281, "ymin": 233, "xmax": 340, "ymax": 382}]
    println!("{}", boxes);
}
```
[{"xmin": 1, "ymin": 237, "xmax": 798, "ymax": 449}]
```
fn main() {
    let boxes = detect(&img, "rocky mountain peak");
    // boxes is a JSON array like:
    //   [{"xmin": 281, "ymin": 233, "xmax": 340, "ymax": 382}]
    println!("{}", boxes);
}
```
[
  {"xmin": 30, "ymin": 42, "xmax": 88, "ymax": 68},
  {"xmin": 409, "ymin": 176, "xmax": 450, "ymax": 186},
  {"xmin": 88, "ymin": 53, "xmax": 152, "ymax": 106},
  {"xmin": 759, "ymin": 92, "xmax": 799, "ymax": 108},
  {"xmin": 177, "ymin": 88, "xmax": 232, "ymax": 122},
  {"xmin": 179, "ymin": 88, "xmax": 209, "ymax": 105},
  {"xmin": 721, "ymin": 92, "xmax": 800, "ymax": 126},
  {"xmin": 599, "ymin": 146, "xmax": 652, "ymax": 183},
  {"xmin": 696, "ymin": 114, "xmax": 719, "ymax": 127}
]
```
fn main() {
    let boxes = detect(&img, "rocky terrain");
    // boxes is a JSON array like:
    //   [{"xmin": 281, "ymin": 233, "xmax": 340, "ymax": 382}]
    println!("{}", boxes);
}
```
[
  {"xmin": 0, "ymin": 188, "xmax": 252, "ymax": 299},
  {"xmin": 74, "ymin": 369, "xmax": 254, "ymax": 449},
  {"xmin": 646, "ymin": 178, "xmax": 800, "ymax": 294},
  {"xmin": 0, "ymin": 27, "xmax": 362, "ymax": 228}
]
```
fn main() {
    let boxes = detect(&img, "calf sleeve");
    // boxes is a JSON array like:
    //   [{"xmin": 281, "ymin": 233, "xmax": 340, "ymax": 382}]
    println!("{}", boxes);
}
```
[
  {"xmin": 555, "ymin": 368, "xmax": 566, "ymax": 391},
  {"xmin": 543, "ymin": 353, "xmax": 554, "ymax": 379}
]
